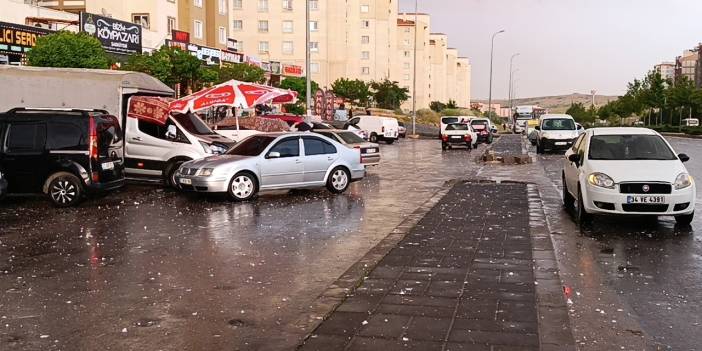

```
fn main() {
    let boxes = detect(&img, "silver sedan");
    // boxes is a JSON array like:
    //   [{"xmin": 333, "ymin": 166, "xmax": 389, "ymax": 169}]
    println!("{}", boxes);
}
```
[{"xmin": 174, "ymin": 132, "xmax": 366, "ymax": 201}]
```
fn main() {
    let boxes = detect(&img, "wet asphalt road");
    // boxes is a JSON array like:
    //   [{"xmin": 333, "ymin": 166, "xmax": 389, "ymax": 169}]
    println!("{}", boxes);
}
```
[
  {"xmin": 0, "ymin": 139, "xmax": 484, "ymax": 351},
  {"xmin": 534, "ymin": 136, "xmax": 702, "ymax": 351}
]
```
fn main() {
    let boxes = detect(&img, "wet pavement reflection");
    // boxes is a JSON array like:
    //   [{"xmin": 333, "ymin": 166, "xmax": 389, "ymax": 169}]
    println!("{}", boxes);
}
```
[{"xmin": 0, "ymin": 139, "xmax": 483, "ymax": 350}]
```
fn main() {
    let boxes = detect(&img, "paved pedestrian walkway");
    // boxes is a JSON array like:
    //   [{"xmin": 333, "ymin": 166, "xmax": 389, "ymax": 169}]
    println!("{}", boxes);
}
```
[{"xmin": 299, "ymin": 182, "xmax": 539, "ymax": 351}]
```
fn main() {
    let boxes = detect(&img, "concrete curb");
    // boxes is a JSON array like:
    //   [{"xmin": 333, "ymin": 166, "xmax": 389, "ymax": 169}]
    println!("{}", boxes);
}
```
[
  {"xmin": 660, "ymin": 132, "xmax": 702, "ymax": 139},
  {"xmin": 527, "ymin": 184, "xmax": 577, "ymax": 350},
  {"xmin": 292, "ymin": 179, "xmax": 457, "ymax": 348}
]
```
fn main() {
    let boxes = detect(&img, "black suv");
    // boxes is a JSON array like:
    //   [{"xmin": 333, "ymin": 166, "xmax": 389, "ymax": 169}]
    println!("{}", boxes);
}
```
[{"xmin": 0, "ymin": 108, "xmax": 125, "ymax": 207}]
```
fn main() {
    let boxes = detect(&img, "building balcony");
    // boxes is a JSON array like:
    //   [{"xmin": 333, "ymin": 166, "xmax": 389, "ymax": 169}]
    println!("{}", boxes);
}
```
[{"xmin": 36, "ymin": 0, "xmax": 86, "ymax": 14}]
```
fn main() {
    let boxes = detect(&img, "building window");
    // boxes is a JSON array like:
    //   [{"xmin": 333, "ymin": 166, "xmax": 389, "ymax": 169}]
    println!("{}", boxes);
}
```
[
  {"xmin": 403, "ymin": 74, "xmax": 410, "ymax": 80},
  {"xmin": 219, "ymin": 26, "xmax": 227, "ymax": 44},
  {"xmin": 361, "ymin": 35, "xmax": 369, "ymax": 44},
  {"xmin": 361, "ymin": 67, "xmax": 370, "ymax": 75},
  {"xmin": 132, "ymin": 13, "xmax": 150, "ymax": 29},
  {"xmin": 361, "ymin": 51, "xmax": 369, "ymax": 60},
  {"xmin": 259, "ymin": 41, "xmax": 269, "ymax": 53},
  {"xmin": 232, "ymin": 20, "xmax": 243, "ymax": 31},
  {"xmin": 360, "ymin": 4, "xmax": 369, "ymax": 13},
  {"xmin": 283, "ymin": 0, "xmax": 293, "ymax": 10},
  {"xmin": 167, "ymin": 16, "xmax": 176, "ymax": 33},
  {"xmin": 403, "ymin": 62, "xmax": 410, "ymax": 69},
  {"xmin": 309, "ymin": 41, "xmax": 319, "ymax": 52},
  {"xmin": 282, "ymin": 20, "xmax": 294, "ymax": 33},
  {"xmin": 233, "ymin": 0, "xmax": 243, "ymax": 9},
  {"xmin": 282, "ymin": 41, "xmax": 294, "ymax": 54},
  {"xmin": 403, "ymin": 39, "xmax": 410, "ymax": 46},
  {"xmin": 310, "ymin": 62, "xmax": 320, "ymax": 73},
  {"xmin": 258, "ymin": 0, "xmax": 269, "ymax": 11},
  {"xmin": 309, "ymin": 21, "xmax": 319, "ymax": 31},
  {"xmin": 258, "ymin": 20, "xmax": 269, "ymax": 32},
  {"xmin": 219, "ymin": 0, "xmax": 227, "ymax": 14},
  {"xmin": 194, "ymin": 0, "xmax": 203, "ymax": 8},
  {"xmin": 361, "ymin": 20, "xmax": 370, "ymax": 28},
  {"xmin": 404, "ymin": 51, "xmax": 410, "ymax": 57},
  {"xmin": 233, "ymin": 41, "xmax": 243, "ymax": 51},
  {"xmin": 194, "ymin": 20, "xmax": 203, "ymax": 39},
  {"xmin": 309, "ymin": 0, "xmax": 318, "ymax": 10}
]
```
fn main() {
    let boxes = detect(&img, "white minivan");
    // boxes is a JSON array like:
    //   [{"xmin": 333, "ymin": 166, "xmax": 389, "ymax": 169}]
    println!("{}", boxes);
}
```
[
  {"xmin": 535, "ymin": 114, "xmax": 579, "ymax": 154},
  {"xmin": 346, "ymin": 116, "xmax": 400, "ymax": 144}
]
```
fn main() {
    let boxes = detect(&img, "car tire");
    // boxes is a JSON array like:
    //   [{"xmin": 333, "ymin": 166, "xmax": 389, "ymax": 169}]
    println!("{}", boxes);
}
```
[
  {"xmin": 386, "ymin": 139, "xmax": 395, "ymax": 145},
  {"xmin": 473, "ymin": 143, "xmax": 478, "ymax": 149},
  {"xmin": 536, "ymin": 143, "xmax": 544, "ymax": 154},
  {"xmin": 531, "ymin": 140, "xmax": 537, "ymax": 146},
  {"xmin": 227, "ymin": 172, "xmax": 258, "ymax": 201},
  {"xmin": 576, "ymin": 185, "xmax": 591, "ymax": 225},
  {"xmin": 326, "ymin": 167, "xmax": 351, "ymax": 194},
  {"xmin": 562, "ymin": 173, "xmax": 575, "ymax": 209},
  {"xmin": 441, "ymin": 143, "xmax": 447, "ymax": 151},
  {"xmin": 369, "ymin": 133, "xmax": 378, "ymax": 143},
  {"xmin": 48, "ymin": 172, "xmax": 83, "ymax": 207},
  {"xmin": 675, "ymin": 212, "xmax": 694, "ymax": 226},
  {"xmin": 164, "ymin": 160, "xmax": 186, "ymax": 189}
]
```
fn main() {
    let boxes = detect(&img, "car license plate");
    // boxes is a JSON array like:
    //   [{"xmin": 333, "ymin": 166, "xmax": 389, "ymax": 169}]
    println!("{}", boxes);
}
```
[
  {"xmin": 627, "ymin": 195, "xmax": 665, "ymax": 204},
  {"xmin": 102, "ymin": 161, "xmax": 114, "ymax": 170},
  {"xmin": 555, "ymin": 141, "xmax": 567, "ymax": 146},
  {"xmin": 366, "ymin": 148, "xmax": 377, "ymax": 153},
  {"xmin": 179, "ymin": 178, "xmax": 192, "ymax": 185}
]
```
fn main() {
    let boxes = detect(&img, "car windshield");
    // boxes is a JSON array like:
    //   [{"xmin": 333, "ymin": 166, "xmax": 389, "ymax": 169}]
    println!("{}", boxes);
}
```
[
  {"xmin": 227, "ymin": 135, "xmax": 277, "ymax": 156},
  {"xmin": 446, "ymin": 124, "xmax": 468, "ymax": 131},
  {"xmin": 588, "ymin": 134, "xmax": 677, "ymax": 160},
  {"xmin": 442, "ymin": 117, "xmax": 459, "ymax": 124},
  {"xmin": 173, "ymin": 113, "xmax": 216, "ymax": 135},
  {"xmin": 337, "ymin": 131, "xmax": 365, "ymax": 144},
  {"xmin": 542, "ymin": 118, "xmax": 575, "ymax": 130}
]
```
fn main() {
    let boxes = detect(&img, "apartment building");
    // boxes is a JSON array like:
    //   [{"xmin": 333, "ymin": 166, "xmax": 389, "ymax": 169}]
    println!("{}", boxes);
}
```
[
  {"xmin": 179, "ymin": 0, "xmax": 229, "ymax": 49},
  {"xmin": 654, "ymin": 62, "xmax": 675, "ymax": 81},
  {"xmin": 396, "ymin": 14, "xmax": 431, "ymax": 111},
  {"xmin": 675, "ymin": 50, "xmax": 697, "ymax": 83}
]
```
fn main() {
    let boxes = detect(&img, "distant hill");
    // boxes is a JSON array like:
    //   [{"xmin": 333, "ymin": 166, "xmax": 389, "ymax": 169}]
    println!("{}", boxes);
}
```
[{"xmin": 477, "ymin": 93, "xmax": 620, "ymax": 113}]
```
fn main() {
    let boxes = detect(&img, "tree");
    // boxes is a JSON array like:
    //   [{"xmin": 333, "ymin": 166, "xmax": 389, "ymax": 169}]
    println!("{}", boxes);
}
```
[
  {"xmin": 666, "ymin": 76, "xmax": 702, "ymax": 125},
  {"xmin": 123, "ymin": 46, "xmax": 205, "ymax": 95},
  {"xmin": 27, "ymin": 31, "xmax": 110, "ymax": 69},
  {"xmin": 565, "ymin": 102, "xmax": 596, "ymax": 123},
  {"xmin": 370, "ymin": 79, "xmax": 409, "ymax": 110},
  {"xmin": 430, "ymin": 101, "xmax": 446, "ymax": 112},
  {"xmin": 446, "ymin": 99, "xmax": 458, "ymax": 109},
  {"xmin": 331, "ymin": 78, "xmax": 371, "ymax": 106},
  {"xmin": 277, "ymin": 77, "xmax": 319, "ymax": 115},
  {"xmin": 217, "ymin": 63, "xmax": 267, "ymax": 84}
]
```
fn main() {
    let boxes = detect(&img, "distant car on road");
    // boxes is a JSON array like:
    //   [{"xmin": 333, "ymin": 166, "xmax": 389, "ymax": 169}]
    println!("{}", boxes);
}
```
[
  {"xmin": 346, "ymin": 116, "xmax": 399, "ymax": 144},
  {"xmin": 175, "ymin": 133, "xmax": 366, "ymax": 201},
  {"xmin": 536, "ymin": 114, "xmax": 578, "ymax": 153},
  {"xmin": 562, "ymin": 127, "xmax": 695, "ymax": 225},
  {"xmin": 441, "ymin": 123, "xmax": 477, "ymax": 150},
  {"xmin": 315, "ymin": 130, "xmax": 381, "ymax": 166},
  {"xmin": 398, "ymin": 121, "xmax": 407, "ymax": 138},
  {"xmin": 469, "ymin": 118, "xmax": 494, "ymax": 144}
]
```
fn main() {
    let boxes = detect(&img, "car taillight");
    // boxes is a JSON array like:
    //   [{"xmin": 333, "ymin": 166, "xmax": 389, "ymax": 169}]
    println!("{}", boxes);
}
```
[
  {"xmin": 464, "ymin": 135, "xmax": 472, "ymax": 141},
  {"xmin": 441, "ymin": 134, "xmax": 448, "ymax": 142},
  {"xmin": 354, "ymin": 146, "xmax": 362, "ymax": 163},
  {"xmin": 89, "ymin": 116, "xmax": 98, "ymax": 160}
]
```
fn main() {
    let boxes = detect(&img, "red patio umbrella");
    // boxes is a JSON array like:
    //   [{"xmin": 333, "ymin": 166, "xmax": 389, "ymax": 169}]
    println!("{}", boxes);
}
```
[{"xmin": 169, "ymin": 80, "xmax": 298, "ymax": 114}]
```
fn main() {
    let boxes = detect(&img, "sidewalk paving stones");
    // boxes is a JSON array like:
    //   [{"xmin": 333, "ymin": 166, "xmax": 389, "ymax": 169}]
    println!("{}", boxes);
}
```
[{"xmin": 299, "ymin": 181, "xmax": 558, "ymax": 350}]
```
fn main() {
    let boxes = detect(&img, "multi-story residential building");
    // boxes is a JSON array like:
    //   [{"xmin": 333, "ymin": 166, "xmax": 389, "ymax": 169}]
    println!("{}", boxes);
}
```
[
  {"xmin": 179, "ymin": 0, "xmax": 229, "ymax": 49},
  {"xmin": 654, "ymin": 62, "xmax": 675, "ymax": 82},
  {"xmin": 428, "ymin": 33, "xmax": 448, "ymax": 104},
  {"xmin": 675, "ymin": 50, "xmax": 697, "ymax": 83},
  {"xmin": 396, "ymin": 13, "xmax": 431, "ymax": 111},
  {"xmin": 456, "ymin": 57, "xmax": 471, "ymax": 107}
]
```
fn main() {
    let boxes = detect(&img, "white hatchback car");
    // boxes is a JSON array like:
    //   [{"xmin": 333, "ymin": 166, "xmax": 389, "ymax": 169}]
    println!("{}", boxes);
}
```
[{"xmin": 563, "ymin": 128, "xmax": 695, "ymax": 225}]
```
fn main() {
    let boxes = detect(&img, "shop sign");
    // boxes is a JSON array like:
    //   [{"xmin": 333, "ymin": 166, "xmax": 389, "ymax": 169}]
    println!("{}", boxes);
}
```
[
  {"xmin": 283, "ymin": 64, "xmax": 303, "ymax": 77},
  {"xmin": 80, "ymin": 12, "xmax": 142, "ymax": 55},
  {"xmin": 0, "ymin": 21, "xmax": 52, "ymax": 56},
  {"xmin": 171, "ymin": 30, "xmax": 190, "ymax": 43},
  {"xmin": 221, "ymin": 50, "xmax": 244, "ymax": 64},
  {"xmin": 270, "ymin": 61, "xmax": 281, "ymax": 75},
  {"xmin": 165, "ymin": 39, "xmax": 221, "ymax": 66}
]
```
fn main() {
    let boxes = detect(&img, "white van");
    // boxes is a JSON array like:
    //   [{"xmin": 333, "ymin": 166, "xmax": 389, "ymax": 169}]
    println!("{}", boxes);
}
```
[
  {"xmin": 347, "ymin": 116, "xmax": 400, "ymax": 144},
  {"xmin": 0, "ymin": 66, "xmax": 235, "ymax": 187},
  {"xmin": 683, "ymin": 118, "xmax": 700, "ymax": 127},
  {"xmin": 535, "ymin": 114, "xmax": 578, "ymax": 154}
]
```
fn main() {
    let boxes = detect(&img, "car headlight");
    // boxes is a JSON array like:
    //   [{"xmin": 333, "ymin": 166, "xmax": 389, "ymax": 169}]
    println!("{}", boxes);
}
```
[
  {"xmin": 588, "ymin": 172, "xmax": 615, "ymax": 189},
  {"xmin": 198, "ymin": 168, "xmax": 215, "ymax": 177},
  {"xmin": 200, "ymin": 141, "xmax": 227, "ymax": 155},
  {"xmin": 674, "ymin": 173, "xmax": 693, "ymax": 190}
]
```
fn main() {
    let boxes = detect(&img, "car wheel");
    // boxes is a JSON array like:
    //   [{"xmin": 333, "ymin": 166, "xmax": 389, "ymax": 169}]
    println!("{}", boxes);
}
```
[
  {"xmin": 531, "ymin": 140, "xmax": 537, "ymax": 146},
  {"xmin": 369, "ymin": 133, "xmax": 378, "ymax": 143},
  {"xmin": 227, "ymin": 172, "xmax": 258, "ymax": 201},
  {"xmin": 562, "ymin": 173, "xmax": 575, "ymax": 209},
  {"xmin": 164, "ymin": 160, "xmax": 186, "ymax": 188},
  {"xmin": 473, "ymin": 143, "xmax": 478, "ymax": 149},
  {"xmin": 536, "ymin": 143, "xmax": 544, "ymax": 154},
  {"xmin": 441, "ymin": 143, "xmax": 447, "ymax": 151},
  {"xmin": 576, "ymin": 185, "xmax": 591, "ymax": 225},
  {"xmin": 327, "ymin": 167, "xmax": 350, "ymax": 194},
  {"xmin": 48, "ymin": 172, "xmax": 83, "ymax": 207},
  {"xmin": 675, "ymin": 212, "xmax": 694, "ymax": 226}
]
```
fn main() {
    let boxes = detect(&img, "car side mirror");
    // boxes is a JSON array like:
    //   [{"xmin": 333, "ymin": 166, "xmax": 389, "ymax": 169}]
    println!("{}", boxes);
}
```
[
  {"xmin": 568, "ymin": 153, "xmax": 581, "ymax": 164},
  {"xmin": 165, "ymin": 125, "xmax": 177, "ymax": 140},
  {"xmin": 535, "ymin": 126, "xmax": 540, "ymax": 130},
  {"xmin": 267, "ymin": 151, "xmax": 281, "ymax": 159},
  {"xmin": 679, "ymin": 153, "xmax": 690, "ymax": 163}
]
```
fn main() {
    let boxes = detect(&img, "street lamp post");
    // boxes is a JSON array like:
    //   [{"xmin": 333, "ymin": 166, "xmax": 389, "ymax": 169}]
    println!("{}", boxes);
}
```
[
  {"xmin": 508, "ymin": 53, "xmax": 519, "ymax": 112},
  {"xmin": 487, "ymin": 30, "xmax": 505, "ymax": 119},
  {"xmin": 305, "ymin": 0, "xmax": 312, "ymax": 118},
  {"xmin": 411, "ymin": 0, "xmax": 418, "ymax": 136}
]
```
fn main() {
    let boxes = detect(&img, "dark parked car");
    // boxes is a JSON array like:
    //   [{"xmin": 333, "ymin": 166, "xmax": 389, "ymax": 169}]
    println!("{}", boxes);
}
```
[{"xmin": 0, "ymin": 108, "xmax": 125, "ymax": 207}]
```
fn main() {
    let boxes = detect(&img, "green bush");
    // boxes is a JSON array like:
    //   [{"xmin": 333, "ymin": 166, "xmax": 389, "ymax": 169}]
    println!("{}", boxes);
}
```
[{"xmin": 440, "ymin": 108, "xmax": 473, "ymax": 117}]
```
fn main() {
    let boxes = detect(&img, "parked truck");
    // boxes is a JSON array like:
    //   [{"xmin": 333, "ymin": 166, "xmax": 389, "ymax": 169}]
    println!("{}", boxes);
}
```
[{"xmin": 0, "ymin": 66, "xmax": 234, "ymax": 186}]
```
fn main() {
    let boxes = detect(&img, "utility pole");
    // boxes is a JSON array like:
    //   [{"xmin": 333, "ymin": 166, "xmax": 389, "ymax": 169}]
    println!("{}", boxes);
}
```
[
  {"xmin": 305, "ymin": 0, "xmax": 312, "ymax": 119},
  {"xmin": 508, "ymin": 53, "xmax": 520, "ymax": 112},
  {"xmin": 411, "ymin": 0, "xmax": 418, "ymax": 136},
  {"xmin": 488, "ymin": 30, "xmax": 505, "ymax": 119}
]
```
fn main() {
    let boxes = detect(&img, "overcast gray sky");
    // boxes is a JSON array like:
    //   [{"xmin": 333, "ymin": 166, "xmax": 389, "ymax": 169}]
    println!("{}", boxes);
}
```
[{"xmin": 399, "ymin": 0, "xmax": 702, "ymax": 99}]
